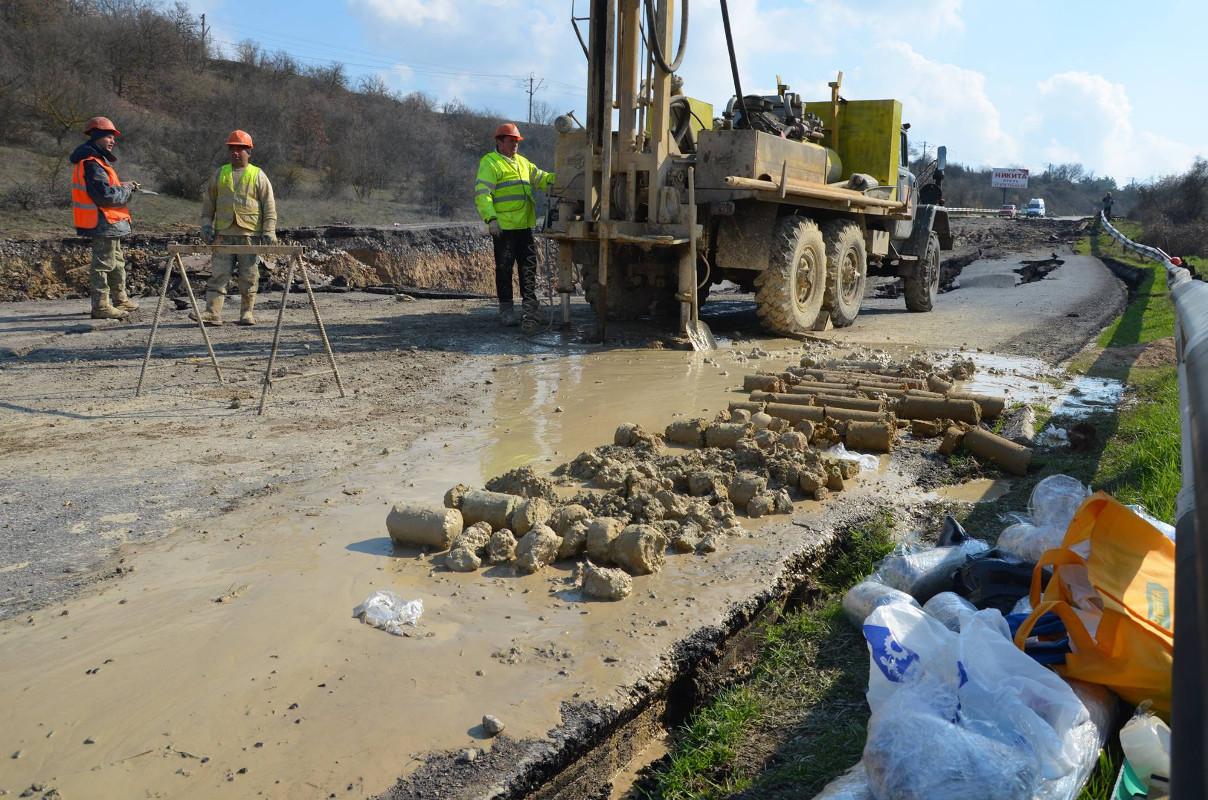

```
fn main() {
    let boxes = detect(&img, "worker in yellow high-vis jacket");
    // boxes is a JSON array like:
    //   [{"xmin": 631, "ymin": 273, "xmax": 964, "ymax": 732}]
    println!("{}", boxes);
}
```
[
  {"xmin": 192, "ymin": 130, "xmax": 277, "ymax": 326},
  {"xmin": 474, "ymin": 123, "xmax": 554, "ymax": 333}
]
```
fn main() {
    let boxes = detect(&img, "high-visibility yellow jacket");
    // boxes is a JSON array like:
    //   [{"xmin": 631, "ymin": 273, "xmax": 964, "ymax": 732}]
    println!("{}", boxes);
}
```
[
  {"xmin": 474, "ymin": 151, "xmax": 554, "ymax": 230},
  {"xmin": 205, "ymin": 164, "xmax": 277, "ymax": 234}
]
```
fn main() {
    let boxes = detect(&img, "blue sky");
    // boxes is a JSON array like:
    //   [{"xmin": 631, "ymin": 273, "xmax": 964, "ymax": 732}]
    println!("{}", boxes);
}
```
[{"xmin": 189, "ymin": 0, "xmax": 1204, "ymax": 183}]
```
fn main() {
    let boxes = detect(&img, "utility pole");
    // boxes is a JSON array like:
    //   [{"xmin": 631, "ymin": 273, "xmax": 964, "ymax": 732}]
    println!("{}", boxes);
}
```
[
  {"xmin": 525, "ymin": 73, "xmax": 546, "ymax": 124},
  {"xmin": 199, "ymin": 13, "xmax": 209, "ymax": 55}
]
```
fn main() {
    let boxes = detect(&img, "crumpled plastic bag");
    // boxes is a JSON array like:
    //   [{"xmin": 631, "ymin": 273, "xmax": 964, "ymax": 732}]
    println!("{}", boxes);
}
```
[
  {"xmin": 1029, "ymin": 474, "xmax": 1090, "ymax": 529},
  {"xmin": 825, "ymin": 442, "xmax": 881, "ymax": 472},
  {"xmin": 922, "ymin": 591, "xmax": 978, "ymax": 632},
  {"xmin": 862, "ymin": 604, "xmax": 1093, "ymax": 800},
  {"xmin": 842, "ymin": 580, "xmax": 920, "ymax": 628},
  {"xmin": 997, "ymin": 474, "xmax": 1090, "ymax": 561},
  {"xmin": 872, "ymin": 538, "xmax": 989, "ymax": 603},
  {"xmin": 353, "ymin": 590, "xmax": 423, "ymax": 636},
  {"xmin": 812, "ymin": 761, "xmax": 876, "ymax": 799}
]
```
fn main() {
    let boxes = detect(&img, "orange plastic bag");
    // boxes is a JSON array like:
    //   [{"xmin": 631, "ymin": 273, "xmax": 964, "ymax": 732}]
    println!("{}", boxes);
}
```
[{"xmin": 1013, "ymin": 492, "xmax": 1174, "ymax": 718}]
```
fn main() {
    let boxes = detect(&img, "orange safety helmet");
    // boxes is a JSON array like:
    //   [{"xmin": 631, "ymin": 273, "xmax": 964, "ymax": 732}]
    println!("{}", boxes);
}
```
[
  {"xmin": 494, "ymin": 122, "xmax": 523, "ymax": 141},
  {"xmin": 226, "ymin": 129, "xmax": 254, "ymax": 149},
  {"xmin": 84, "ymin": 116, "xmax": 120, "ymax": 136}
]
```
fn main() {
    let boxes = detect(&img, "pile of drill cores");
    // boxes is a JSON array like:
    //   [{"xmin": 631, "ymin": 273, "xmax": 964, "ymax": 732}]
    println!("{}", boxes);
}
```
[
  {"xmin": 740, "ymin": 355, "xmax": 1029, "ymax": 475},
  {"xmin": 383, "ymin": 354, "xmax": 1024, "ymax": 604}
]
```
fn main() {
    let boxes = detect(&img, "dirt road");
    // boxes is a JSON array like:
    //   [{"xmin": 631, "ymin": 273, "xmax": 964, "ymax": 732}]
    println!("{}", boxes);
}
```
[{"xmin": 0, "ymin": 224, "xmax": 1122, "ymax": 799}]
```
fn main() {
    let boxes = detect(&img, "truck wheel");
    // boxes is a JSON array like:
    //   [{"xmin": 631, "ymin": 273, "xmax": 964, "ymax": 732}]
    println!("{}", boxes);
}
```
[
  {"xmin": 821, "ymin": 220, "xmax": 867, "ymax": 327},
  {"xmin": 755, "ymin": 216, "xmax": 827, "ymax": 335},
  {"xmin": 904, "ymin": 232, "xmax": 940, "ymax": 312}
]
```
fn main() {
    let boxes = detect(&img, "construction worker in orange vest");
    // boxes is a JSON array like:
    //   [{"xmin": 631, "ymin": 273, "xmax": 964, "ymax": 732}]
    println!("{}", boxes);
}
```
[
  {"xmin": 192, "ymin": 130, "xmax": 277, "ymax": 326},
  {"xmin": 474, "ymin": 122, "xmax": 554, "ymax": 333},
  {"xmin": 69, "ymin": 116, "xmax": 141, "ymax": 320}
]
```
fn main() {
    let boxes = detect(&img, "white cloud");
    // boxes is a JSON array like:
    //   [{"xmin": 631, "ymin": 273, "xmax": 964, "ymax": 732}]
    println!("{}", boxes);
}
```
[
  {"xmin": 873, "ymin": 42, "xmax": 1017, "ymax": 167},
  {"xmin": 1033, "ymin": 71, "xmax": 1199, "ymax": 180},
  {"xmin": 347, "ymin": 0, "xmax": 459, "ymax": 25}
]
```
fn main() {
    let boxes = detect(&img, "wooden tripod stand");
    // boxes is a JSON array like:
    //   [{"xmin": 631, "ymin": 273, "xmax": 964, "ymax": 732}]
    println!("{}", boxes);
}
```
[{"xmin": 135, "ymin": 244, "xmax": 347, "ymax": 415}]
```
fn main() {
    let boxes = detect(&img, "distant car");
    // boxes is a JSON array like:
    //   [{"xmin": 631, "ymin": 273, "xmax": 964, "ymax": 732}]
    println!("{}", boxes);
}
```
[
  {"xmin": 999, "ymin": 204, "xmax": 1017, "ymax": 218},
  {"xmin": 1024, "ymin": 198, "xmax": 1046, "ymax": 218}
]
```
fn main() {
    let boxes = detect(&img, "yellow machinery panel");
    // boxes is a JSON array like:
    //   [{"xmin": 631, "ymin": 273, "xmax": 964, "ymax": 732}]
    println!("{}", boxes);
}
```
[
  {"xmin": 805, "ymin": 98, "xmax": 902, "ymax": 196},
  {"xmin": 647, "ymin": 96, "xmax": 713, "ymax": 140}
]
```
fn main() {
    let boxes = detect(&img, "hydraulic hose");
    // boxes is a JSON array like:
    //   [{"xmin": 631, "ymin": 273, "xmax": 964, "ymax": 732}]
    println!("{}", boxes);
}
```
[
  {"xmin": 719, "ymin": 0, "xmax": 749, "ymax": 128},
  {"xmin": 643, "ymin": 0, "xmax": 688, "ymax": 73}
]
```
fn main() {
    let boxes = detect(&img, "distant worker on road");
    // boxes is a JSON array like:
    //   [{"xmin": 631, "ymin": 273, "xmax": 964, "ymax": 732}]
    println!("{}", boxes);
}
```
[
  {"xmin": 1102, "ymin": 192, "xmax": 1114, "ymax": 221},
  {"xmin": 474, "ymin": 123, "xmax": 555, "ymax": 334},
  {"xmin": 193, "ymin": 130, "xmax": 277, "ymax": 326},
  {"xmin": 70, "ymin": 116, "xmax": 141, "ymax": 320}
]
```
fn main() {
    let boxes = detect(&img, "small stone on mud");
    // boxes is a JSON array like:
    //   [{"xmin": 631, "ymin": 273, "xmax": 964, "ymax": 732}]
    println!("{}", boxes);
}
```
[
  {"xmin": 458, "ymin": 748, "xmax": 478, "ymax": 763},
  {"xmin": 445, "ymin": 547, "xmax": 481, "ymax": 572},
  {"xmin": 482, "ymin": 715, "xmax": 506, "ymax": 736},
  {"xmin": 485, "ymin": 529, "xmax": 517, "ymax": 564},
  {"xmin": 581, "ymin": 561, "xmax": 633, "ymax": 601}
]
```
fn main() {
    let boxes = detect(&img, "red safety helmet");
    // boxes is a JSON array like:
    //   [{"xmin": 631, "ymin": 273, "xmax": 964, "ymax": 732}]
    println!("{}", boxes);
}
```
[
  {"xmin": 226, "ymin": 129, "xmax": 254, "ymax": 149},
  {"xmin": 84, "ymin": 116, "xmax": 120, "ymax": 136},
  {"xmin": 494, "ymin": 122, "xmax": 523, "ymax": 141}
]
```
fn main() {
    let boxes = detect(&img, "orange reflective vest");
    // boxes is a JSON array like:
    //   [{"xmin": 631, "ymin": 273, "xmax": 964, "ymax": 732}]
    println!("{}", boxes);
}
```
[{"xmin": 71, "ymin": 156, "xmax": 131, "ymax": 230}]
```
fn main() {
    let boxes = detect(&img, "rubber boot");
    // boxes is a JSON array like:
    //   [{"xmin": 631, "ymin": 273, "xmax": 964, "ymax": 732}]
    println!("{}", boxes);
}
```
[
  {"xmin": 498, "ymin": 304, "xmax": 519, "ymax": 327},
  {"xmin": 189, "ymin": 293, "xmax": 225, "ymax": 326},
  {"xmin": 238, "ymin": 292, "xmax": 256, "ymax": 326},
  {"xmin": 111, "ymin": 289, "xmax": 140, "ymax": 312},
  {"xmin": 90, "ymin": 290, "xmax": 128, "ymax": 320}
]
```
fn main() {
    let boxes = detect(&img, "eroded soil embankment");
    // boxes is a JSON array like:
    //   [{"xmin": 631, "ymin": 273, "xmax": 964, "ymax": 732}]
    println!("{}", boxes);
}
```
[{"xmin": 0, "ymin": 223, "xmax": 496, "ymax": 302}]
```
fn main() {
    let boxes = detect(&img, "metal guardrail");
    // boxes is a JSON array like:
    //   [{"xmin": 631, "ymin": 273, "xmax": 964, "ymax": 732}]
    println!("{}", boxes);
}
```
[
  {"xmin": 945, "ymin": 207, "xmax": 1001, "ymax": 216},
  {"xmin": 1098, "ymin": 211, "xmax": 1208, "ymax": 799}
]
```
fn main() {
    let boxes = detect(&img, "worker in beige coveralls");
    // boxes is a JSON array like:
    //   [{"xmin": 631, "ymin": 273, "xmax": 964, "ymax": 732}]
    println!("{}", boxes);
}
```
[{"xmin": 192, "ymin": 129, "xmax": 277, "ymax": 326}]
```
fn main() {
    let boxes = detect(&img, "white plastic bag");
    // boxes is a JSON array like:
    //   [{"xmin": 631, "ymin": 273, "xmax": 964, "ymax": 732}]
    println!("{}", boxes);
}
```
[
  {"xmin": 825, "ymin": 442, "xmax": 881, "ymax": 472},
  {"xmin": 842, "ymin": 580, "xmax": 920, "ymax": 628},
  {"xmin": 861, "ymin": 605, "xmax": 1091, "ymax": 800},
  {"xmin": 922, "ymin": 591, "xmax": 978, "ymax": 632},
  {"xmin": 353, "ymin": 590, "xmax": 423, "ymax": 636},
  {"xmin": 811, "ymin": 761, "xmax": 875, "ymax": 799},
  {"xmin": 996, "ymin": 475, "xmax": 1090, "ymax": 561},
  {"xmin": 1028, "ymin": 474, "xmax": 1089, "ymax": 529},
  {"xmin": 1119, "ymin": 704, "xmax": 1170, "ymax": 789},
  {"xmin": 997, "ymin": 521, "xmax": 1065, "ymax": 562}
]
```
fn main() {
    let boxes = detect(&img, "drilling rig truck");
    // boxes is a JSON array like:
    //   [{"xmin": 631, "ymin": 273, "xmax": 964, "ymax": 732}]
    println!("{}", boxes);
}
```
[{"xmin": 544, "ymin": 0, "xmax": 951, "ymax": 347}]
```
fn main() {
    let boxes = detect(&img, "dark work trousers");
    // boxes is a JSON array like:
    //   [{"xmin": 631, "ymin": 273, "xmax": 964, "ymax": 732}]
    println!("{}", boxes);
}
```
[{"xmin": 493, "ymin": 227, "xmax": 539, "ymax": 323}]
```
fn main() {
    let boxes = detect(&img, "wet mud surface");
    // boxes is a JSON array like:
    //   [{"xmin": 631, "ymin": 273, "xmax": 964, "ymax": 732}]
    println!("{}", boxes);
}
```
[{"xmin": 0, "ymin": 216, "xmax": 1127, "ymax": 799}]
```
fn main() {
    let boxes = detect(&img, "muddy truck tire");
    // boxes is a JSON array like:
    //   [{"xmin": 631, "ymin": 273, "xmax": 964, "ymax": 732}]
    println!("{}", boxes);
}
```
[
  {"xmin": 755, "ymin": 216, "xmax": 827, "ymax": 336},
  {"xmin": 904, "ymin": 231, "xmax": 941, "ymax": 312},
  {"xmin": 820, "ymin": 220, "xmax": 868, "ymax": 328}
]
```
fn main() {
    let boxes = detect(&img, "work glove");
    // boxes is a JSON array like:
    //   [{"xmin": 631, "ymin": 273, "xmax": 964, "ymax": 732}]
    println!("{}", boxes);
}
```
[
  {"xmin": 200, "ymin": 223, "xmax": 215, "ymax": 244},
  {"xmin": 261, "ymin": 231, "xmax": 278, "ymax": 245},
  {"xmin": 487, "ymin": 219, "xmax": 502, "ymax": 238}
]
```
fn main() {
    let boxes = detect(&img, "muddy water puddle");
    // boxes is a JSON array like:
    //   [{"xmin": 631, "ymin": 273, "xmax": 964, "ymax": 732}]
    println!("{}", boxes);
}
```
[
  {"xmin": 950, "ymin": 351, "xmax": 1123, "ymax": 418},
  {"xmin": 0, "ymin": 341, "xmax": 849, "ymax": 800}
]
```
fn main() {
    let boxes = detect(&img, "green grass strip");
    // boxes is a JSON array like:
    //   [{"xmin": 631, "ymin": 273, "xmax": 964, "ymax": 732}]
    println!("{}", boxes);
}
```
[
  {"xmin": 1093, "ymin": 366, "xmax": 1181, "ymax": 522},
  {"xmin": 646, "ymin": 514, "xmax": 895, "ymax": 800}
]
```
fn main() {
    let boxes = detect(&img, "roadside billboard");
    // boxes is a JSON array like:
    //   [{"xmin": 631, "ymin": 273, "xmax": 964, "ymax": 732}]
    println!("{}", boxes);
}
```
[{"xmin": 992, "ymin": 168, "xmax": 1030, "ymax": 189}]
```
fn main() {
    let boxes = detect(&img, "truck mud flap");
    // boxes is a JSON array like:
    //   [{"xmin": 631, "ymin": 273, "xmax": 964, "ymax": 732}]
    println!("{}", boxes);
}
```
[{"xmin": 900, "ymin": 204, "xmax": 938, "ymax": 258}]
